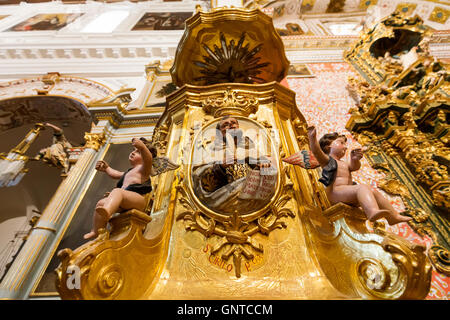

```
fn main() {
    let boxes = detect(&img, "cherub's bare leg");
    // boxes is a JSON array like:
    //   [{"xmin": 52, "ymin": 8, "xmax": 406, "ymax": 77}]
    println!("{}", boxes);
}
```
[
  {"xmin": 83, "ymin": 190, "xmax": 146, "ymax": 239},
  {"xmin": 96, "ymin": 188, "xmax": 146, "ymax": 218},
  {"xmin": 84, "ymin": 198, "xmax": 107, "ymax": 239},
  {"xmin": 329, "ymin": 185, "xmax": 390, "ymax": 221},
  {"xmin": 372, "ymin": 189, "xmax": 412, "ymax": 225}
]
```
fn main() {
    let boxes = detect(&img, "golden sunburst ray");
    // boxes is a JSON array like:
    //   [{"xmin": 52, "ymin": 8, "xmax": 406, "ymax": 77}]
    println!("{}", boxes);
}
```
[{"xmin": 193, "ymin": 32, "xmax": 271, "ymax": 84}]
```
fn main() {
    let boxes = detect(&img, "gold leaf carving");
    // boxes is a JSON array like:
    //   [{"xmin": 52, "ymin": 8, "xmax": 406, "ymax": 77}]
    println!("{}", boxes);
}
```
[
  {"xmin": 378, "ymin": 178, "xmax": 411, "ymax": 199},
  {"xmin": 306, "ymin": 203, "xmax": 432, "ymax": 299},
  {"xmin": 202, "ymin": 88, "xmax": 258, "ymax": 118},
  {"xmin": 176, "ymin": 164, "xmax": 295, "ymax": 279}
]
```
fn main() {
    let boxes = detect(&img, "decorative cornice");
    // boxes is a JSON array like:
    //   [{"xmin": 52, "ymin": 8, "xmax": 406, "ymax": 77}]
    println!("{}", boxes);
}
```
[
  {"xmin": 88, "ymin": 105, "xmax": 162, "ymax": 129},
  {"xmin": 0, "ymin": 33, "xmax": 447, "ymax": 69}
]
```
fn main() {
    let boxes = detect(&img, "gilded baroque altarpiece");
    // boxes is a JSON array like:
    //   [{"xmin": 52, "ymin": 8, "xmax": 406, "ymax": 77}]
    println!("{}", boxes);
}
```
[{"xmin": 51, "ymin": 8, "xmax": 434, "ymax": 300}]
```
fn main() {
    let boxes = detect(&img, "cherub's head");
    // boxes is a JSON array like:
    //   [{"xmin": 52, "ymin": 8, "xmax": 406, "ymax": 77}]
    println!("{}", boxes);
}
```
[
  {"xmin": 319, "ymin": 132, "xmax": 347, "ymax": 159},
  {"xmin": 129, "ymin": 137, "xmax": 157, "ymax": 165}
]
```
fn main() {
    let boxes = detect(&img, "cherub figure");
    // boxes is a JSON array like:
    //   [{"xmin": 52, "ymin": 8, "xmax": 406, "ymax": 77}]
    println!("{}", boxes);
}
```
[
  {"xmin": 83, "ymin": 137, "xmax": 178, "ymax": 240},
  {"xmin": 34, "ymin": 122, "xmax": 72, "ymax": 174},
  {"xmin": 307, "ymin": 126, "xmax": 412, "ymax": 225}
]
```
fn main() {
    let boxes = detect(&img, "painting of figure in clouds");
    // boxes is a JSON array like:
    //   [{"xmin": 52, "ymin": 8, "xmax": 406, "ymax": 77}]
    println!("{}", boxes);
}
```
[
  {"xmin": 132, "ymin": 12, "xmax": 192, "ymax": 31},
  {"xmin": 6, "ymin": 13, "xmax": 83, "ymax": 32},
  {"xmin": 287, "ymin": 64, "xmax": 314, "ymax": 78}
]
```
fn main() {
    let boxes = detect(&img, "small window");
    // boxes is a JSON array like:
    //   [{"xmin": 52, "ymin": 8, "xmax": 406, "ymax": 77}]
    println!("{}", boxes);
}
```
[
  {"xmin": 326, "ymin": 23, "xmax": 362, "ymax": 36},
  {"xmin": 212, "ymin": 0, "xmax": 243, "ymax": 7},
  {"xmin": 81, "ymin": 11, "xmax": 129, "ymax": 33}
]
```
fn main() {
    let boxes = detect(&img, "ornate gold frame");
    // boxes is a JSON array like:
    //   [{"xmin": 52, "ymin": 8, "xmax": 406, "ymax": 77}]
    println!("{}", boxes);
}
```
[{"xmin": 185, "ymin": 115, "xmax": 282, "ymax": 223}]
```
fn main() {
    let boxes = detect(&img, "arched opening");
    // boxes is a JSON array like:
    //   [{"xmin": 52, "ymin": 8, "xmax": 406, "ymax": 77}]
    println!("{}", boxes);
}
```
[
  {"xmin": 369, "ymin": 29, "xmax": 422, "ymax": 59},
  {"xmin": 0, "ymin": 95, "xmax": 92, "ymax": 280}
]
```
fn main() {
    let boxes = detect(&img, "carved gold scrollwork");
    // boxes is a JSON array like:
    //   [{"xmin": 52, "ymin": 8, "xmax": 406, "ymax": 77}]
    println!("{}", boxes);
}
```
[
  {"xmin": 379, "ymin": 231, "xmax": 433, "ymax": 299},
  {"xmin": 202, "ymin": 88, "xmax": 259, "ymax": 117},
  {"xmin": 405, "ymin": 207, "xmax": 430, "ymax": 223},
  {"xmin": 380, "ymin": 140, "xmax": 399, "ymax": 157},
  {"xmin": 176, "ymin": 184, "xmax": 216, "ymax": 237},
  {"xmin": 211, "ymin": 211, "xmax": 264, "ymax": 278},
  {"xmin": 258, "ymin": 176, "xmax": 295, "ymax": 234},
  {"xmin": 97, "ymin": 264, "xmax": 124, "ymax": 298},
  {"xmin": 356, "ymin": 258, "xmax": 390, "ymax": 292},
  {"xmin": 292, "ymin": 119, "xmax": 309, "ymax": 148},
  {"xmin": 345, "ymin": 11, "xmax": 432, "ymax": 85},
  {"xmin": 371, "ymin": 162, "xmax": 390, "ymax": 173},
  {"xmin": 151, "ymin": 122, "xmax": 170, "ymax": 156},
  {"xmin": 55, "ymin": 209, "xmax": 174, "ymax": 300},
  {"xmin": 428, "ymin": 245, "xmax": 450, "ymax": 276},
  {"xmin": 345, "ymin": 20, "xmax": 449, "ymax": 276},
  {"xmin": 431, "ymin": 184, "xmax": 450, "ymax": 209},
  {"xmin": 378, "ymin": 178, "xmax": 412, "ymax": 199},
  {"xmin": 176, "ymin": 164, "xmax": 295, "ymax": 278},
  {"xmin": 305, "ymin": 203, "xmax": 432, "ymax": 299},
  {"xmin": 176, "ymin": 188, "xmax": 264, "ymax": 278}
]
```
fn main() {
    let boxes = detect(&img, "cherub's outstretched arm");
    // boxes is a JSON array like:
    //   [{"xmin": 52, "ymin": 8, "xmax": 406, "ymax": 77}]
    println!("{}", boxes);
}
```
[
  {"xmin": 96, "ymin": 160, "xmax": 123, "ymax": 179},
  {"xmin": 132, "ymin": 138, "xmax": 153, "ymax": 176},
  {"xmin": 45, "ymin": 122, "xmax": 63, "ymax": 134},
  {"xmin": 307, "ymin": 126, "xmax": 329, "ymax": 167}
]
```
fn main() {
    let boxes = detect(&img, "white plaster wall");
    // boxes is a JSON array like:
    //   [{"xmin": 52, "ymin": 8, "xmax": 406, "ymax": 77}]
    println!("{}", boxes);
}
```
[
  {"xmin": 0, "ymin": 1, "xmax": 198, "ymax": 81},
  {"xmin": 0, "ymin": 216, "xmax": 29, "ymax": 280},
  {"xmin": 0, "ymin": 0, "xmax": 447, "ymax": 83}
]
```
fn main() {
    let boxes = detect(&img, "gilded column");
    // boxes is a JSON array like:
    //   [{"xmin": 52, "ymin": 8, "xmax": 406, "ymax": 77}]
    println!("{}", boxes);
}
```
[{"xmin": 0, "ymin": 132, "xmax": 106, "ymax": 299}]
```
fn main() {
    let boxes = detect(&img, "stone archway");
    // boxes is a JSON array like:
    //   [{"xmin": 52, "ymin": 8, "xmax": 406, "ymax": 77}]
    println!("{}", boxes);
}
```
[
  {"xmin": 0, "ymin": 94, "xmax": 94, "ymax": 222},
  {"xmin": 0, "ymin": 93, "xmax": 98, "ymax": 277},
  {"xmin": 0, "ymin": 74, "xmax": 113, "ymax": 104}
]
